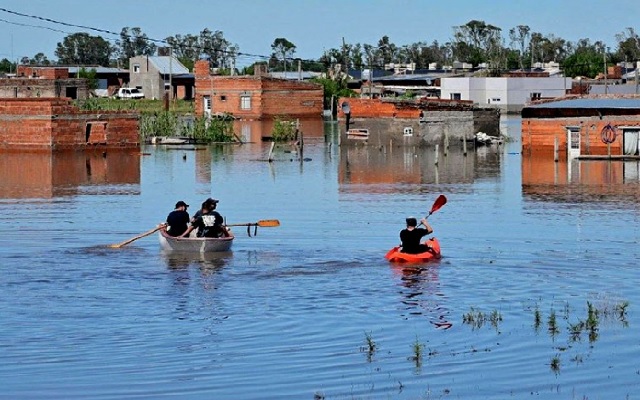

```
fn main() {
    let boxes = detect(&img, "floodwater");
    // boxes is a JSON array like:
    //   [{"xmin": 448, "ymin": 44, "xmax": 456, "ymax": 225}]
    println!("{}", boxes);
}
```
[{"xmin": 1, "ymin": 116, "xmax": 639, "ymax": 399}]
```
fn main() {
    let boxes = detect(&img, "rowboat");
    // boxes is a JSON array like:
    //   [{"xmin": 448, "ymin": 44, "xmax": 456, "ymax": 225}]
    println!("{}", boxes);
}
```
[
  {"xmin": 384, "ymin": 237, "xmax": 441, "ymax": 263},
  {"xmin": 158, "ymin": 228, "xmax": 234, "ymax": 253}
]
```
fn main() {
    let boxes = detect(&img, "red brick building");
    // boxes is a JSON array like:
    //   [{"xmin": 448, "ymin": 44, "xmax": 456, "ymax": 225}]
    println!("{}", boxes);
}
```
[
  {"xmin": 0, "ymin": 98, "xmax": 139, "ymax": 150},
  {"xmin": 193, "ymin": 60, "xmax": 323, "ymax": 120},
  {"xmin": 521, "ymin": 96, "xmax": 640, "ymax": 157}
]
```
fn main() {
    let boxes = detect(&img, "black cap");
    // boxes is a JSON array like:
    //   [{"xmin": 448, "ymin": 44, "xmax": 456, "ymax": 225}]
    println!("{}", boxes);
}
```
[
  {"xmin": 406, "ymin": 217, "xmax": 417, "ymax": 227},
  {"xmin": 175, "ymin": 201, "xmax": 189, "ymax": 209},
  {"xmin": 206, "ymin": 197, "xmax": 219, "ymax": 204}
]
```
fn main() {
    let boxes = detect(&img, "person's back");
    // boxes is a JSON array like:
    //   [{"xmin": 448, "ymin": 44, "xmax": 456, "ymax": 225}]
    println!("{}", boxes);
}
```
[
  {"xmin": 166, "ymin": 201, "xmax": 190, "ymax": 237},
  {"xmin": 400, "ymin": 217, "xmax": 433, "ymax": 254}
]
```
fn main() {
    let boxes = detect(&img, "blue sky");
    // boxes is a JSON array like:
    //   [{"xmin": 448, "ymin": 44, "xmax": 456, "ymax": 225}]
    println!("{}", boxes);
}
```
[{"xmin": 1, "ymin": 0, "xmax": 639, "ymax": 66}]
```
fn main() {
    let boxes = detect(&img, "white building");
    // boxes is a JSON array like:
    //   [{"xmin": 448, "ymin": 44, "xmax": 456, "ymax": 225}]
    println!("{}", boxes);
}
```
[{"xmin": 440, "ymin": 77, "xmax": 573, "ymax": 113}]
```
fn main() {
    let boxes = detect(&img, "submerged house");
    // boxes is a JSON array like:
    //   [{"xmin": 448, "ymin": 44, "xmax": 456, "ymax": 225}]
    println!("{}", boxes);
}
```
[
  {"xmin": 193, "ymin": 60, "xmax": 323, "ymax": 120},
  {"xmin": 0, "ymin": 98, "xmax": 139, "ymax": 150},
  {"xmin": 521, "ymin": 96, "xmax": 640, "ymax": 158},
  {"xmin": 337, "ymin": 97, "xmax": 500, "ymax": 148}
]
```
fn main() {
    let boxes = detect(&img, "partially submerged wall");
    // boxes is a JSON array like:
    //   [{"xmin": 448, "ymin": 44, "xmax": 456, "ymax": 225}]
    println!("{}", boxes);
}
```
[
  {"xmin": 0, "ymin": 98, "xmax": 139, "ymax": 150},
  {"xmin": 337, "ymin": 98, "xmax": 500, "ymax": 147}
]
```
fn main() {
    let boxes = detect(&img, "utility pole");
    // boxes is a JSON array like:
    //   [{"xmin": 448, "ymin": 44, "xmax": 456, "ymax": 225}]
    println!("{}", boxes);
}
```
[{"xmin": 604, "ymin": 47, "xmax": 608, "ymax": 95}]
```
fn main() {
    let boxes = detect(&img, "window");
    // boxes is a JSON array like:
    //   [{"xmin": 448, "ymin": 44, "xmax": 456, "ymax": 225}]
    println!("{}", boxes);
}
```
[
  {"xmin": 450, "ymin": 93, "xmax": 461, "ymax": 100},
  {"xmin": 530, "ymin": 92, "xmax": 541, "ymax": 100},
  {"xmin": 568, "ymin": 127, "xmax": 580, "ymax": 150},
  {"xmin": 491, "ymin": 98, "xmax": 501, "ymax": 103},
  {"xmin": 241, "ymin": 95, "xmax": 251, "ymax": 110},
  {"xmin": 220, "ymin": 95, "xmax": 227, "ymax": 101},
  {"xmin": 203, "ymin": 95, "xmax": 212, "ymax": 115},
  {"xmin": 133, "ymin": 64, "xmax": 140, "ymax": 73}
]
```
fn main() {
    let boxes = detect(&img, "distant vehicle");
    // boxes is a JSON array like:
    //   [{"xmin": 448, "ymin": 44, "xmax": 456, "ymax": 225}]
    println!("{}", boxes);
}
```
[{"xmin": 115, "ymin": 87, "xmax": 144, "ymax": 99}]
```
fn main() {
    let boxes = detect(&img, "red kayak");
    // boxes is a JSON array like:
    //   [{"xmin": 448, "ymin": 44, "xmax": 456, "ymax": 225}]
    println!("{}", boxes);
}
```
[{"xmin": 385, "ymin": 237, "xmax": 442, "ymax": 263}]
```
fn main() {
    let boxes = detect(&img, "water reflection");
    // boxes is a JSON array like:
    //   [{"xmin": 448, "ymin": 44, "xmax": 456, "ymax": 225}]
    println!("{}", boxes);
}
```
[
  {"xmin": 162, "ymin": 250, "xmax": 230, "ymax": 271},
  {"xmin": 233, "ymin": 117, "xmax": 325, "ymax": 143},
  {"xmin": 0, "ymin": 149, "xmax": 140, "ymax": 199},
  {"xmin": 338, "ymin": 145, "xmax": 502, "ymax": 188},
  {"xmin": 522, "ymin": 154, "xmax": 640, "ymax": 202},
  {"xmin": 391, "ymin": 263, "xmax": 452, "ymax": 329}
]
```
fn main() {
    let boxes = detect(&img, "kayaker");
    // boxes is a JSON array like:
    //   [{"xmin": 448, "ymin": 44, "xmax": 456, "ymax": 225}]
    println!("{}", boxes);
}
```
[
  {"xmin": 165, "ymin": 201, "xmax": 190, "ymax": 237},
  {"xmin": 399, "ymin": 217, "xmax": 433, "ymax": 254},
  {"xmin": 181, "ymin": 198, "xmax": 228, "ymax": 238}
]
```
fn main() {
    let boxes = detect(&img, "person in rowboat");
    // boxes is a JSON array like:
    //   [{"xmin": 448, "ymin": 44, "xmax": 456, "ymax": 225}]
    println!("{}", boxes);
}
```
[
  {"xmin": 399, "ymin": 217, "xmax": 433, "ymax": 254},
  {"xmin": 165, "ymin": 201, "xmax": 190, "ymax": 237},
  {"xmin": 181, "ymin": 198, "xmax": 229, "ymax": 238}
]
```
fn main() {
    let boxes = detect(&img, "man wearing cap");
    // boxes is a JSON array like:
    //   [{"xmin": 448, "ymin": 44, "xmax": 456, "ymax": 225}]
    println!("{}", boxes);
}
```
[
  {"xmin": 399, "ymin": 216, "xmax": 433, "ymax": 254},
  {"xmin": 166, "ymin": 201, "xmax": 190, "ymax": 237},
  {"xmin": 182, "ymin": 198, "xmax": 227, "ymax": 238}
]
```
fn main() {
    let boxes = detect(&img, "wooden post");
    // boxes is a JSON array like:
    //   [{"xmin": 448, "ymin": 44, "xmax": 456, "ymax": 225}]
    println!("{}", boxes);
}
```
[
  {"xmin": 434, "ymin": 144, "xmax": 439, "ymax": 165},
  {"xmin": 554, "ymin": 136, "xmax": 559, "ymax": 162},
  {"xmin": 444, "ymin": 131, "xmax": 449, "ymax": 157},
  {"xmin": 268, "ymin": 141, "xmax": 275, "ymax": 162},
  {"xmin": 463, "ymin": 135, "xmax": 467, "ymax": 156}
]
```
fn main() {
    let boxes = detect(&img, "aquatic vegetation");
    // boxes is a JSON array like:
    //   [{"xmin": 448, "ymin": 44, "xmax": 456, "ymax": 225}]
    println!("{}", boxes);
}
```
[
  {"xmin": 462, "ymin": 307, "xmax": 502, "ymax": 331},
  {"xmin": 361, "ymin": 331, "xmax": 377, "ymax": 362}
]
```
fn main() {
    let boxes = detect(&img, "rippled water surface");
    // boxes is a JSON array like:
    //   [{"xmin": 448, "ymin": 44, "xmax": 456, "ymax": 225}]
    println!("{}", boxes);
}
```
[{"xmin": 1, "ymin": 117, "xmax": 639, "ymax": 399}]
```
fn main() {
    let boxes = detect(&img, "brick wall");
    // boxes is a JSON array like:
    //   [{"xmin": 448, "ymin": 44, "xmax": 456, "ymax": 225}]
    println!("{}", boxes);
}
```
[
  {"xmin": 521, "ymin": 116, "xmax": 640, "ymax": 155},
  {"xmin": 0, "ymin": 98, "xmax": 139, "ymax": 150},
  {"xmin": 194, "ymin": 60, "xmax": 323, "ymax": 120},
  {"xmin": 16, "ymin": 66, "xmax": 69, "ymax": 79}
]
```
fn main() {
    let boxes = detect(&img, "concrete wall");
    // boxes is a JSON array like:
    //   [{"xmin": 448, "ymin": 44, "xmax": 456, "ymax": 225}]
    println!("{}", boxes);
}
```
[{"xmin": 441, "ymin": 77, "xmax": 573, "ymax": 113}]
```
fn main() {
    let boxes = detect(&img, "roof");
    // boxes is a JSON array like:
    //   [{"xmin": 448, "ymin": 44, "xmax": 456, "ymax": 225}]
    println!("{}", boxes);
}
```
[
  {"xmin": 268, "ymin": 71, "xmax": 322, "ymax": 80},
  {"xmin": 529, "ymin": 98, "xmax": 640, "ymax": 109},
  {"xmin": 146, "ymin": 56, "xmax": 189, "ymax": 75},
  {"xmin": 373, "ymin": 74, "xmax": 437, "ymax": 84},
  {"xmin": 67, "ymin": 66, "xmax": 129, "ymax": 74},
  {"xmin": 589, "ymin": 85, "xmax": 639, "ymax": 95}
]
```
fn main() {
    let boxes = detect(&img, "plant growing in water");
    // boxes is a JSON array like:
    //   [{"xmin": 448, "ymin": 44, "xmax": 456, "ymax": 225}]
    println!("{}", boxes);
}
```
[
  {"xmin": 271, "ymin": 117, "xmax": 298, "ymax": 142},
  {"xmin": 410, "ymin": 336, "xmax": 424, "ymax": 367},
  {"xmin": 361, "ymin": 331, "xmax": 376, "ymax": 362}
]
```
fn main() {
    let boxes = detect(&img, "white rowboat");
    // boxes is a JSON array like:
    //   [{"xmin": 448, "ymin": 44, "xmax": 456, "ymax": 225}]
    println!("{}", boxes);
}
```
[{"xmin": 158, "ymin": 228, "xmax": 234, "ymax": 253}]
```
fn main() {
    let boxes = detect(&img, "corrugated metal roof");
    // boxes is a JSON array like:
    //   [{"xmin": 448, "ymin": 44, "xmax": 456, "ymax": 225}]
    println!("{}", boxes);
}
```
[
  {"xmin": 68, "ymin": 66, "xmax": 128, "ymax": 74},
  {"xmin": 530, "ymin": 98, "xmax": 640, "ymax": 109},
  {"xmin": 147, "ymin": 56, "xmax": 189, "ymax": 75},
  {"xmin": 269, "ymin": 71, "xmax": 322, "ymax": 80},
  {"xmin": 589, "ymin": 85, "xmax": 639, "ymax": 95}
]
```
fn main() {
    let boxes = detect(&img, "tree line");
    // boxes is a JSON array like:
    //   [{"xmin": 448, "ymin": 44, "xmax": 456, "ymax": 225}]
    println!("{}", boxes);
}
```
[{"xmin": 2, "ymin": 21, "xmax": 640, "ymax": 79}]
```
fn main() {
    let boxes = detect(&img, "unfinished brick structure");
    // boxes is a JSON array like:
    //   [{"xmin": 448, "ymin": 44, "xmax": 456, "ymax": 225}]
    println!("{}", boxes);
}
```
[
  {"xmin": 0, "ymin": 98, "xmax": 139, "ymax": 151},
  {"xmin": 193, "ymin": 60, "xmax": 323, "ymax": 121},
  {"xmin": 0, "ymin": 66, "xmax": 89, "ymax": 100},
  {"xmin": 521, "ymin": 96, "xmax": 640, "ymax": 157},
  {"xmin": 337, "ymin": 97, "xmax": 500, "ymax": 147}
]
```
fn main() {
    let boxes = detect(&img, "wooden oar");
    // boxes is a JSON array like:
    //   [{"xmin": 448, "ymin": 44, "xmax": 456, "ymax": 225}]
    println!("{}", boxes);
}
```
[
  {"xmin": 226, "ymin": 219, "xmax": 280, "ymax": 227},
  {"xmin": 109, "ymin": 225, "xmax": 165, "ymax": 248}
]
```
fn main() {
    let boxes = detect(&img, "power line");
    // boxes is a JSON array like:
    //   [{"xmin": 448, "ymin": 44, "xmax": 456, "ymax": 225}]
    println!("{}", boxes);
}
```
[{"xmin": 0, "ymin": 7, "xmax": 314, "ymax": 65}]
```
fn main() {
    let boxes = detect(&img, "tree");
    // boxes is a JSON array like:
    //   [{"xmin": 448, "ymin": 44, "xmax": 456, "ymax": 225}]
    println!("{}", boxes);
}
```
[
  {"xmin": 563, "ymin": 39, "xmax": 605, "ymax": 78},
  {"xmin": 453, "ymin": 20, "xmax": 502, "ymax": 67},
  {"xmin": 509, "ymin": 25, "xmax": 530, "ymax": 69},
  {"xmin": 30, "ymin": 53, "xmax": 52, "ymax": 66},
  {"xmin": 0, "ymin": 58, "xmax": 16, "ymax": 73},
  {"xmin": 165, "ymin": 29, "xmax": 238, "ymax": 70},
  {"xmin": 55, "ymin": 32, "xmax": 113, "ymax": 66},
  {"xmin": 270, "ymin": 38, "xmax": 296, "ymax": 72},
  {"xmin": 615, "ymin": 27, "xmax": 640, "ymax": 62},
  {"xmin": 116, "ymin": 27, "xmax": 157, "ymax": 65}
]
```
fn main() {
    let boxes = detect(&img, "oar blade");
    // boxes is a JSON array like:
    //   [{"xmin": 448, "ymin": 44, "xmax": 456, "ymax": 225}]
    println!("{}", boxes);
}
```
[
  {"xmin": 429, "ymin": 195, "xmax": 447, "ymax": 214},
  {"xmin": 257, "ymin": 219, "xmax": 280, "ymax": 227}
]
